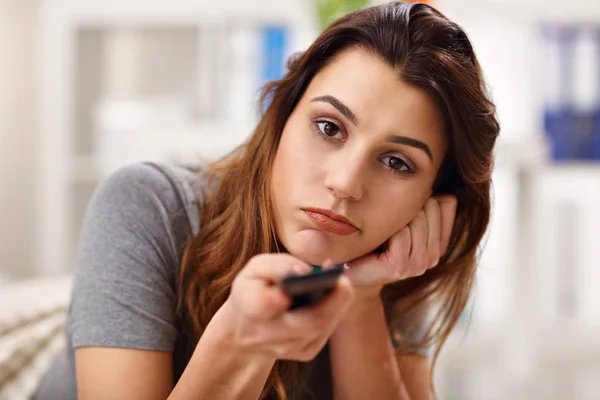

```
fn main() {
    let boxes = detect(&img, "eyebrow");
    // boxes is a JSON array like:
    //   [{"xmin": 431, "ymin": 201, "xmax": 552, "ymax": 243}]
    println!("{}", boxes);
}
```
[
  {"xmin": 387, "ymin": 135, "xmax": 433, "ymax": 161},
  {"xmin": 311, "ymin": 95, "xmax": 358, "ymax": 125}
]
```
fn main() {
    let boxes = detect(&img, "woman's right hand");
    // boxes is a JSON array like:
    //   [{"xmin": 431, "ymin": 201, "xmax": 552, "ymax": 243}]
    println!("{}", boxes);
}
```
[{"xmin": 216, "ymin": 254, "xmax": 354, "ymax": 362}]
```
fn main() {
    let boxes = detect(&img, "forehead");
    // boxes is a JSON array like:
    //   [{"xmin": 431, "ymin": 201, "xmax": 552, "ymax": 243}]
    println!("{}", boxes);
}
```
[{"xmin": 300, "ymin": 47, "xmax": 446, "ymax": 161}]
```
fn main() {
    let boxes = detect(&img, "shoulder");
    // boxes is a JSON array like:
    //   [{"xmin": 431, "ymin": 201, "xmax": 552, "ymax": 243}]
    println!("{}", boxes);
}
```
[
  {"xmin": 75, "ymin": 161, "xmax": 205, "ymax": 293},
  {"xmin": 99, "ymin": 162, "xmax": 201, "ymax": 205},
  {"xmin": 69, "ymin": 162, "xmax": 204, "ymax": 350},
  {"xmin": 93, "ymin": 162, "xmax": 203, "ymax": 233}
]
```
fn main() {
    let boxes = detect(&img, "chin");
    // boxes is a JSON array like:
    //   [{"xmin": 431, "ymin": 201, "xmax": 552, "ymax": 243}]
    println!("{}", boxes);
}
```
[{"xmin": 283, "ymin": 229, "xmax": 351, "ymax": 266}]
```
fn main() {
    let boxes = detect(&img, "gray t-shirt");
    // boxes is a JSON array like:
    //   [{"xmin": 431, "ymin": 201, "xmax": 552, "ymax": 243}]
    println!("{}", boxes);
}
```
[
  {"xmin": 34, "ymin": 162, "xmax": 427, "ymax": 400},
  {"xmin": 34, "ymin": 162, "xmax": 204, "ymax": 400}
]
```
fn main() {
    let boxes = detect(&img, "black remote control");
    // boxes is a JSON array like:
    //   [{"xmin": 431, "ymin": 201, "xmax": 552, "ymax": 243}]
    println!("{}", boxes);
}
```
[{"xmin": 280, "ymin": 264, "xmax": 345, "ymax": 309}]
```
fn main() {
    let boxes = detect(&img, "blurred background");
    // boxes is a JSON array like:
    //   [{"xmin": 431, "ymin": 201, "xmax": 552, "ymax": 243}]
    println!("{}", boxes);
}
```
[{"xmin": 1, "ymin": 0, "xmax": 600, "ymax": 398}]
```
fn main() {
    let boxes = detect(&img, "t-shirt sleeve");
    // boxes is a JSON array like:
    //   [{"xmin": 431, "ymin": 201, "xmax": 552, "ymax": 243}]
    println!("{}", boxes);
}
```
[{"xmin": 68, "ymin": 163, "xmax": 187, "ymax": 351}]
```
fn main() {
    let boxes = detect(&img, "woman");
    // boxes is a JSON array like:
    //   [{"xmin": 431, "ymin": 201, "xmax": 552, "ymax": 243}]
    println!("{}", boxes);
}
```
[{"xmin": 35, "ymin": 1, "xmax": 499, "ymax": 399}]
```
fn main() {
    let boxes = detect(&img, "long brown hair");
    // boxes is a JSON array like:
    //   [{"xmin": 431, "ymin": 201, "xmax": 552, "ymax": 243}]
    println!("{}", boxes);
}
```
[{"xmin": 178, "ymin": 1, "xmax": 499, "ymax": 398}]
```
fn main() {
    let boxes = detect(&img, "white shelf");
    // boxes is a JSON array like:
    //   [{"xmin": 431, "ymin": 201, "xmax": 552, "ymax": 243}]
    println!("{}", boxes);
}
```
[
  {"xmin": 71, "ymin": 121, "xmax": 253, "ymax": 183},
  {"xmin": 494, "ymin": 135, "xmax": 549, "ymax": 170},
  {"xmin": 45, "ymin": 0, "xmax": 315, "ymax": 27},
  {"xmin": 536, "ymin": 161, "xmax": 600, "ymax": 176},
  {"xmin": 436, "ymin": 0, "xmax": 600, "ymax": 23},
  {"xmin": 494, "ymin": 135, "xmax": 600, "ymax": 174}
]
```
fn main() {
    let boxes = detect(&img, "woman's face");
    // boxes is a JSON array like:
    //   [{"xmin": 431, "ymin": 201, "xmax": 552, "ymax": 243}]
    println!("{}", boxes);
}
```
[{"xmin": 271, "ymin": 48, "xmax": 447, "ymax": 266}]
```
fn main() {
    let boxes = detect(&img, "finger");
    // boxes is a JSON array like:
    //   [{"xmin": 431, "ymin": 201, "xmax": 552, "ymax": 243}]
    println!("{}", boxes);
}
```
[
  {"xmin": 408, "ymin": 210, "xmax": 428, "ymax": 274},
  {"xmin": 239, "ymin": 281, "xmax": 291, "ymax": 320},
  {"xmin": 243, "ymin": 254, "xmax": 312, "ymax": 283},
  {"xmin": 424, "ymin": 198, "xmax": 442, "ymax": 267},
  {"xmin": 386, "ymin": 225, "xmax": 411, "ymax": 268},
  {"xmin": 283, "ymin": 275, "xmax": 353, "ymax": 331},
  {"xmin": 435, "ymin": 195, "xmax": 458, "ymax": 256},
  {"xmin": 342, "ymin": 251, "xmax": 385, "ymax": 285},
  {"xmin": 237, "ymin": 255, "xmax": 312, "ymax": 320}
]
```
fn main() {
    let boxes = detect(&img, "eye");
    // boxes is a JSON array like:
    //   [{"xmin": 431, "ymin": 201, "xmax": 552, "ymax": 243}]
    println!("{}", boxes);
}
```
[
  {"xmin": 379, "ymin": 155, "xmax": 414, "ymax": 175},
  {"xmin": 315, "ymin": 120, "xmax": 344, "ymax": 140}
]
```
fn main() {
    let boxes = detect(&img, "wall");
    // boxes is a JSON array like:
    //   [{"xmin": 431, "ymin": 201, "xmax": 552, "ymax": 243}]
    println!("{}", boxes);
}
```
[{"xmin": 0, "ymin": 1, "xmax": 40, "ymax": 279}]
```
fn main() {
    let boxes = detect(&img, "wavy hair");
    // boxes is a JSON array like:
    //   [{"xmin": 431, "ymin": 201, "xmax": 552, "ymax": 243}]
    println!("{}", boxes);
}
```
[{"xmin": 178, "ymin": 2, "xmax": 499, "ymax": 398}]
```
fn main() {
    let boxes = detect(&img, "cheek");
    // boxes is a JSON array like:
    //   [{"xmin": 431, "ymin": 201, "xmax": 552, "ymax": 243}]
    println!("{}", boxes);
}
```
[
  {"xmin": 272, "ymin": 131, "xmax": 306, "ymax": 216},
  {"xmin": 276, "ymin": 124, "xmax": 322, "ymax": 187},
  {"xmin": 273, "ymin": 127, "xmax": 300, "ymax": 183},
  {"xmin": 364, "ymin": 186, "xmax": 426, "ymax": 236}
]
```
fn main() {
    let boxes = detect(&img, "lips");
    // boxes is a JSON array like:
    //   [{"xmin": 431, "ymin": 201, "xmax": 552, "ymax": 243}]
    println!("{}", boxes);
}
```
[{"xmin": 302, "ymin": 208, "xmax": 359, "ymax": 236}]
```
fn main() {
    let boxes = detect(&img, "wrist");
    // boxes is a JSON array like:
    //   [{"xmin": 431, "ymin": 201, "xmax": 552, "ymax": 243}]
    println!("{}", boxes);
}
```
[
  {"xmin": 175, "ymin": 301, "xmax": 276, "ymax": 400},
  {"xmin": 351, "ymin": 283, "xmax": 384, "ymax": 301},
  {"xmin": 339, "ymin": 290, "xmax": 384, "ymax": 325}
]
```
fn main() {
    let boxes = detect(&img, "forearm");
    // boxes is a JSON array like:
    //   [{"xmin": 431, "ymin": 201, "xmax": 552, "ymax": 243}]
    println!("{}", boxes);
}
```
[
  {"xmin": 169, "ymin": 305, "xmax": 275, "ymax": 400},
  {"xmin": 329, "ymin": 296, "xmax": 410, "ymax": 400}
]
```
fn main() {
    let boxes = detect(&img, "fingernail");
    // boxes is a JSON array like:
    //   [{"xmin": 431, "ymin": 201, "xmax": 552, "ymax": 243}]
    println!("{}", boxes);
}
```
[
  {"xmin": 293, "ymin": 263, "xmax": 312, "ymax": 275},
  {"xmin": 324, "ymin": 262, "xmax": 345, "ymax": 270}
]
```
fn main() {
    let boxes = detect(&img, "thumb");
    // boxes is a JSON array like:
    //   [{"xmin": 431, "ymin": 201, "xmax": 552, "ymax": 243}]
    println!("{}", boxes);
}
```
[
  {"xmin": 243, "ymin": 254, "xmax": 312, "ymax": 282},
  {"xmin": 239, "ymin": 254, "xmax": 312, "ymax": 319}
]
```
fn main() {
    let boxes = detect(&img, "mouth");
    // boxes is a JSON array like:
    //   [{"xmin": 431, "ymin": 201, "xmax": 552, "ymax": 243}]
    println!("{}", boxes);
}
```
[{"xmin": 302, "ymin": 207, "xmax": 359, "ymax": 236}]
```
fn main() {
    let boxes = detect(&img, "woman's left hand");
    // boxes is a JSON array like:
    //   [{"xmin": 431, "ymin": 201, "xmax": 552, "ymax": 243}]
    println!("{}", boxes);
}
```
[{"xmin": 342, "ymin": 195, "xmax": 457, "ymax": 300}]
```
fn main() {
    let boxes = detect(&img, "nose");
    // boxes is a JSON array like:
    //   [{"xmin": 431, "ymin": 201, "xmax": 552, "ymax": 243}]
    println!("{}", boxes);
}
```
[{"xmin": 324, "ymin": 151, "xmax": 367, "ymax": 202}]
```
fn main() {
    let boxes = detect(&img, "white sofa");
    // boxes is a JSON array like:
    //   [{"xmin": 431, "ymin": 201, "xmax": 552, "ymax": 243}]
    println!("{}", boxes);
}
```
[{"xmin": 0, "ymin": 276, "xmax": 72, "ymax": 400}]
